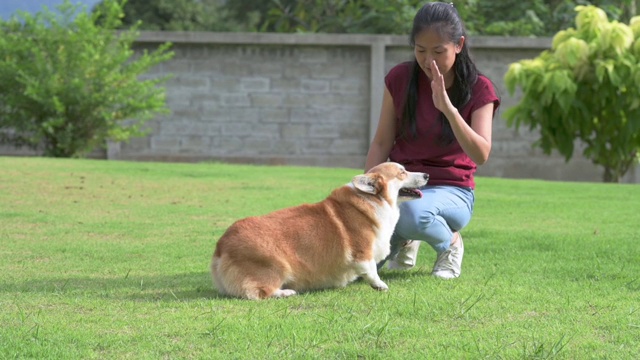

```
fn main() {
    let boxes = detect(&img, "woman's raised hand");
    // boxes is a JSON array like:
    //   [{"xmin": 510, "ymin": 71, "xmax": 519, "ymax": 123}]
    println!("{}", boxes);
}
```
[{"xmin": 430, "ymin": 60, "xmax": 454, "ymax": 115}]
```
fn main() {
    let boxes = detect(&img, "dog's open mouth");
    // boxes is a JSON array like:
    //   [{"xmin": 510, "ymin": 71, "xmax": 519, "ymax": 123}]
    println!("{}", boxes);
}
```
[{"xmin": 399, "ymin": 188, "xmax": 422, "ymax": 199}]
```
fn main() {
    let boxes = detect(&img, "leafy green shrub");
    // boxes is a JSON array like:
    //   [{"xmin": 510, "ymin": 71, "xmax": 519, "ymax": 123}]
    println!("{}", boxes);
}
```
[
  {"xmin": 0, "ymin": 0, "xmax": 173, "ymax": 157},
  {"xmin": 224, "ymin": 0, "xmax": 422, "ymax": 34},
  {"xmin": 504, "ymin": 5, "xmax": 640, "ymax": 183},
  {"xmin": 109, "ymin": 0, "xmax": 254, "ymax": 32},
  {"xmin": 221, "ymin": 0, "xmax": 636, "ymax": 36}
]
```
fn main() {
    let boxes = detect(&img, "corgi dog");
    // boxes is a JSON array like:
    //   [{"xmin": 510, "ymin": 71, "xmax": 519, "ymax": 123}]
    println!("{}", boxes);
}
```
[{"xmin": 210, "ymin": 162, "xmax": 428, "ymax": 299}]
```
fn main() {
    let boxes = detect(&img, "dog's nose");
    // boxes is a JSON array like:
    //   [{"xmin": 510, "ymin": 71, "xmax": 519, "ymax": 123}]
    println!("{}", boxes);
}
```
[{"xmin": 423, "ymin": 173, "xmax": 429, "ymax": 180}]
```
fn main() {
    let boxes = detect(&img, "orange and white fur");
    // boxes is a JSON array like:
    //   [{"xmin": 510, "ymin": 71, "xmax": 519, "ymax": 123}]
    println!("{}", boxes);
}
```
[{"xmin": 210, "ymin": 162, "xmax": 429, "ymax": 300}]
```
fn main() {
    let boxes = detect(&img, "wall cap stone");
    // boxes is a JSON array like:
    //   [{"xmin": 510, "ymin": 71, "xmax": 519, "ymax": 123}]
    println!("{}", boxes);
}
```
[{"xmin": 135, "ymin": 31, "xmax": 552, "ymax": 50}]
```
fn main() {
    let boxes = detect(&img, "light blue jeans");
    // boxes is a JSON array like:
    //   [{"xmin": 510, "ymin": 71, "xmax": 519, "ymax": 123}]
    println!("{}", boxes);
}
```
[{"xmin": 392, "ymin": 185, "xmax": 475, "ymax": 254}]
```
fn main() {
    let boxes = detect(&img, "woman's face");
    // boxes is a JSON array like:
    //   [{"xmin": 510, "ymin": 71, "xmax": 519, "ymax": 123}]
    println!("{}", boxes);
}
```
[{"xmin": 413, "ymin": 28, "xmax": 463, "ymax": 88}]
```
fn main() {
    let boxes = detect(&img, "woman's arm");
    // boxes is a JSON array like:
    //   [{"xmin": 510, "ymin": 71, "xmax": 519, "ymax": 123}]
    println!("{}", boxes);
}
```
[
  {"xmin": 364, "ymin": 86, "xmax": 397, "ymax": 172},
  {"xmin": 430, "ymin": 60, "xmax": 494, "ymax": 165},
  {"xmin": 445, "ymin": 103, "xmax": 493, "ymax": 165}
]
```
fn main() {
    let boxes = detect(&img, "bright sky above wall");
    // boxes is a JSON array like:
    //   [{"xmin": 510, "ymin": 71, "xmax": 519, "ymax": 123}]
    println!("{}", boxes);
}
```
[{"xmin": 0, "ymin": 0, "xmax": 102, "ymax": 20}]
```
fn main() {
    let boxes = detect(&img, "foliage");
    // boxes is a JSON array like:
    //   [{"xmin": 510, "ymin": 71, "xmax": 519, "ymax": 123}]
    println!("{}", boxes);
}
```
[
  {"xmin": 470, "ymin": 0, "xmax": 547, "ymax": 36},
  {"xmin": 0, "ymin": 0, "xmax": 173, "ymax": 158},
  {"xmin": 99, "ymin": 0, "xmax": 256, "ymax": 32},
  {"xmin": 472, "ymin": 0, "xmax": 637, "ymax": 36},
  {"xmin": 223, "ymin": 0, "xmax": 442, "ymax": 34},
  {"xmin": 256, "ymin": 0, "xmax": 422, "ymax": 34},
  {"xmin": 222, "ymin": 0, "xmax": 638, "ymax": 36},
  {"xmin": 102, "ymin": 0, "xmax": 638, "ymax": 36},
  {"xmin": 504, "ymin": 5, "xmax": 640, "ymax": 182}
]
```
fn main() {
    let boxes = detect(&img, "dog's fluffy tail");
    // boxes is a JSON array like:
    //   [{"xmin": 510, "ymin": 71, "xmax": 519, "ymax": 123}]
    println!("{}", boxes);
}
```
[
  {"xmin": 210, "ymin": 256, "xmax": 229, "ymax": 297},
  {"xmin": 211, "ymin": 254, "xmax": 286, "ymax": 300}
]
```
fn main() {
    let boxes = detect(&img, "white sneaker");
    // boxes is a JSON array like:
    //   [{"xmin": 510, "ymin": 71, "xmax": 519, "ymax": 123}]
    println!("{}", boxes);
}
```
[
  {"xmin": 431, "ymin": 234, "xmax": 464, "ymax": 279},
  {"xmin": 387, "ymin": 240, "xmax": 421, "ymax": 270}
]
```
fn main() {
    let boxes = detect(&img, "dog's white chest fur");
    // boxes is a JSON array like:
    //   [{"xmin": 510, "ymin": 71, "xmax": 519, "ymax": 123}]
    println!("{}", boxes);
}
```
[{"xmin": 368, "ymin": 196, "xmax": 400, "ymax": 263}]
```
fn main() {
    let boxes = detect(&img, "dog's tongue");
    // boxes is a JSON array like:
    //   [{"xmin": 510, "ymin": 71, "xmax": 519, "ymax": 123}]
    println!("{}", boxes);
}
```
[{"xmin": 400, "ymin": 188, "xmax": 423, "ymax": 198}]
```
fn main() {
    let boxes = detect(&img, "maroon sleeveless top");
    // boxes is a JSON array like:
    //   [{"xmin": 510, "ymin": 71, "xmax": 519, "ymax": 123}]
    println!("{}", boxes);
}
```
[{"xmin": 385, "ymin": 61, "xmax": 500, "ymax": 189}]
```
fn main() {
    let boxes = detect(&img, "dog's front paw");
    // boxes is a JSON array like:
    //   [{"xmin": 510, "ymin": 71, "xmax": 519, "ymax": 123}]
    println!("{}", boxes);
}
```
[{"xmin": 371, "ymin": 282, "xmax": 389, "ymax": 292}]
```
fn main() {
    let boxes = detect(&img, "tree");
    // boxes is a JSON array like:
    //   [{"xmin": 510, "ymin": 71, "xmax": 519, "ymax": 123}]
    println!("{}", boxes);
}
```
[
  {"xmin": 222, "ymin": 0, "xmax": 428, "ymax": 34},
  {"xmin": 102, "ymin": 0, "xmax": 638, "ymax": 36},
  {"xmin": 504, "ymin": 5, "xmax": 640, "ymax": 182},
  {"xmin": 258, "ymin": 0, "xmax": 423, "ymax": 34},
  {"xmin": 0, "ymin": 0, "xmax": 173, "ymax": 158},
  {"xmin": 222, "ymin": 0, "xmax": 637, "ymax": 36},
  {"xmin": 474, "ymin": 0, "xmax": 638, "ymax": 36},
  {"xmin": 99, "ymin": 0, "xmax": 256, "ymax": 32}
]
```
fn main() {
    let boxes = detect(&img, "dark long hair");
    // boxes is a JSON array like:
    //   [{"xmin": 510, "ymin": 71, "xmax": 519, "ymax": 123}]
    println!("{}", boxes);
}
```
[{"xmin": 400, "ymin": 2, "xmax": 478, "ymax": 145}]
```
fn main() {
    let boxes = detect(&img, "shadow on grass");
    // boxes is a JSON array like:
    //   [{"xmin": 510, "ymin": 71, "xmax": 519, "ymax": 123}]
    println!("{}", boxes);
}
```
[
  {"xmin": 0, "ymin": 272, "xmax": 228, "ymax": 302},
  {"xmin": 1, "ymin": 267, "xmax": 434, "ymax": 302},
  {"xmin": 377, "ymin": 267, "xmax": 431, "ymax": 280}
]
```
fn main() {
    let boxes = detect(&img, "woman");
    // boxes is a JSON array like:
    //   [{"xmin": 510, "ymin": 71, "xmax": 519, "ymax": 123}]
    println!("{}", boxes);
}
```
[{"xmin": 365, "ymin": 2, "xmax": 500, "ymax": 279}]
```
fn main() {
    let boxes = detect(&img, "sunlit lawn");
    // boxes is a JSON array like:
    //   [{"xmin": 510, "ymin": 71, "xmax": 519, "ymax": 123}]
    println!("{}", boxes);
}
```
[{"xmin": 1, "ymin": 156, "xmax": 638, "ymax": 359}]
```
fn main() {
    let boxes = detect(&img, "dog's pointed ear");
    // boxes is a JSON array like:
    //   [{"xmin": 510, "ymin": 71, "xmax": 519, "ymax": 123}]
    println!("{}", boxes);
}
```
[{"xmin": 352, "ymin": 174, "xmax": 380, "ymax": 195}]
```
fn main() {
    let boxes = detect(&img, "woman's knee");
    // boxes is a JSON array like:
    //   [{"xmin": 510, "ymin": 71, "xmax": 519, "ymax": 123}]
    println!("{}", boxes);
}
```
[{"xmin": 396, "ymin": 207, "xmax": 437, "ymax": 239}]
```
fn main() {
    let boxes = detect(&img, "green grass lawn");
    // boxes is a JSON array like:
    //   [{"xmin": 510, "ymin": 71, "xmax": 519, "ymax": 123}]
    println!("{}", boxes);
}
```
[{"xmin": 1, "ymin": 156, "xmax": 638, "ymax": 359}]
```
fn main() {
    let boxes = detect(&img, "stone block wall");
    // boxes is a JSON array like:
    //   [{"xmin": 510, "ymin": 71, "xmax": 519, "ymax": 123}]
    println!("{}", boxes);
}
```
[{"xmin": 2, "ymin": 31, "xmax": 637, "ymax": 183}]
